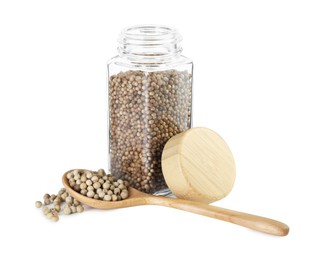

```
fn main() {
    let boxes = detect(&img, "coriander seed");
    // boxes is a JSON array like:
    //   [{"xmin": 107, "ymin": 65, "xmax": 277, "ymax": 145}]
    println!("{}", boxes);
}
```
[
  {"xmin": 63, "ymin": 206, "xmax": 71, "ymax": 215},
  {"xmin": 76, "ymin": 205, "xmax": 84, "ymax": 213},
  {"xmin": 35, "ymin": 201, "xmax": 42, "ymax": 208}
]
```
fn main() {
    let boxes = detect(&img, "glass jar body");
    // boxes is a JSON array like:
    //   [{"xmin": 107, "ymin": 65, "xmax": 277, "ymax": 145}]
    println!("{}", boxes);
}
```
[{"xmin": 107, "ymin": 26, "xmax": 193, "ymax": 195}]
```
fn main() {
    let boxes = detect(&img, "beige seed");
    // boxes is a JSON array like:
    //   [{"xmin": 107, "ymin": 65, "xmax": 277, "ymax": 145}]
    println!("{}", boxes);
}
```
[
  {"xmin": 103, "ymin": 195, "xmax": 112, "ymax": 201},
  {"xmin": 93, "ymin": 182, "xmax": 101, "ymax": 189},
  {"xmin": 87, "ymin": 186, "xmax": 94, "ymax": 191},
  {"xmin": 118, "ymin": 184, "xmax": 126, "ymax": 190},
  {"xmin": 35, "ymin": 201, "xmax": 42, "ymax": 208},
  {"xmin": 114, "ymin": 188, "xmax": 121, "ymax": 195},
  {"xmin": 97, "ymin": 168, "xmax": 105, "ymax": 177},
  {"xmin": 121, "ymin": 190, "xmax": 129, "ymax": 199},
  {"xmin": 63, "ymin": 206, "xmax": 71, "ymax": 215},
  {"xmin": 80, "ymin": 183, "xmax": 87, "ymax": 190},
  {"xmin": 42, "ymin": 207, "xmax": 50, "ymax": 215},
  {"xmin": 65, "ymin": 196, "xmax": 73, "ymax": 205},
  {"xmin": 103, "ymin": 183, "xmax": 110, "ymax": 190},
  {"xmin": 70, "ymin": 206, "xmax": 77, "ymax": 213},
  {"xmin": 61, "ymin": 192, "xmax": 68, "ymax": 200},
  {"xmin": 87, "ymin": 190, "xmax": 95, "ymax": 198},
  {"xmin": 98, "ymin": 192, "xmax": 105, "ymax": 199},
  {"xmin": 76, "ymin": 205, "xmax": 84, "ymax": 213},
  {"xmin": 51, "ymin": 215, "xmax": 59, "ymax": 222},
  {"xmin": 58, "ymin": 188, "xmax": 66, "ymax": 195},
  {"xmin": 81, "ymin": 189, "xmax": 88, "ymax": 196}
]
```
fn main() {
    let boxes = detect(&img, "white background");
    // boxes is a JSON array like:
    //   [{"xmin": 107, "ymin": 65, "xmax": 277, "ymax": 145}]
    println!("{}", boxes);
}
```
[{"xmin": 0, "ymin": 0, "xmax": 316, "ymax": 259}]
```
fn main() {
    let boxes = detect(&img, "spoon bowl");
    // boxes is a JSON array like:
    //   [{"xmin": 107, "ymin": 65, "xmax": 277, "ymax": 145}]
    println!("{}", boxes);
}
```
[{"xmin": 62, "ymin": 170, "xmax": 289, "ymax": 236}]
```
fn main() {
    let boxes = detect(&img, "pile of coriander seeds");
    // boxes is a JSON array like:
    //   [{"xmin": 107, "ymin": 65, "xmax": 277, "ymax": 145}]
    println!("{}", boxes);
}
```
[
  {"xmin": 35, "ymin": 187, "xmax": 84, "ymax": 222},
  {"xmin": 66, "ymin": 168, "xmax": 129, "ymax": 201},
  {"xmin": 109, "ymin": 70, "xmax": 192, "ymax": 194},
  {"xmin": 35, "ymin": 169, "xmax": 130, "ymax": 222}
]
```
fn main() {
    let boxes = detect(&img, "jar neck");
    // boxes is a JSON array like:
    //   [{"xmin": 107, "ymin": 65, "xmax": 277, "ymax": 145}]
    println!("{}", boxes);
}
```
[{"xmin": 117, "ymin": 25, "xmax": 183, "ymax": 60}]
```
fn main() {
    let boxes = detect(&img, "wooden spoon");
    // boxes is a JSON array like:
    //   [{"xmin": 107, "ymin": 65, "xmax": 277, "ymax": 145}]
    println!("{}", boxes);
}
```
[{"xmin": 62, "ymin": 171, "xmax": 289, "ymax": 236}]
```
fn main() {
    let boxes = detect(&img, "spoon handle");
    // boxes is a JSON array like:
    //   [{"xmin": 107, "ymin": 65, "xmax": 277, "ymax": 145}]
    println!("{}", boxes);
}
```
[{"xmin": 147, "ymin": 197, "xmax": 289, "ymax": 236}]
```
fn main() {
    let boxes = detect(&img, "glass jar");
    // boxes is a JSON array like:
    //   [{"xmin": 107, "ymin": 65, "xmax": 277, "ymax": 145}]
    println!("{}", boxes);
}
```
[{"xmin": 107, "ymin": 25, "xmax": 193, "ymax": 195}]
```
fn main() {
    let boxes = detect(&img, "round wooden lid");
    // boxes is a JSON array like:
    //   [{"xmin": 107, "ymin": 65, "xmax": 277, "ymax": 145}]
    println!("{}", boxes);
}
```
[{"xmin": 162, "ymin": 127, "xmax": 236, "ymax": 203}]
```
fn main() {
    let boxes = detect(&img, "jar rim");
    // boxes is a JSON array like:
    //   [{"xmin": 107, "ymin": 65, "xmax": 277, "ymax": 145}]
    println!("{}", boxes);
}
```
[{"xmin": 118, "ymin": 25, "xmax": 182, "ymax": 56}]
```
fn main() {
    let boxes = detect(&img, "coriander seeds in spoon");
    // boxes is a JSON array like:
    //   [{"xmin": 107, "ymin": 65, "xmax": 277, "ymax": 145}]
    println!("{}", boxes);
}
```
[{"xmin": 62, "ymin": 170, "xmax": 289, "ymax": 236}]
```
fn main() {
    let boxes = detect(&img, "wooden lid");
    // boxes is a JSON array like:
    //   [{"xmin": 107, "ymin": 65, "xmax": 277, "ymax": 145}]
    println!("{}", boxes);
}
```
[{"xmin": 162, "ymin": 127, "xmax": 236, "ymax": 203}]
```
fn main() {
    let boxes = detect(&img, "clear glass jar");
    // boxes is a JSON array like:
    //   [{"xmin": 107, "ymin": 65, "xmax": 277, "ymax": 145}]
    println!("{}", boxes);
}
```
[{"xmin": 107, "ymin": 25, "xmax": 193, "ymax": 195}]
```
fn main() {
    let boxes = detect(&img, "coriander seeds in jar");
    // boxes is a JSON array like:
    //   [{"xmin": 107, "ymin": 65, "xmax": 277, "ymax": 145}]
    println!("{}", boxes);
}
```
[{"xmin": 107, "ymin": 25, "xmax": 193, "ymax": 195}]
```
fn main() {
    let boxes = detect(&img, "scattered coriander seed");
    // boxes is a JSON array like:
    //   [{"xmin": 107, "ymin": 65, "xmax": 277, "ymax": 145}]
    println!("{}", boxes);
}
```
[
  {"xmin": 51, "ymin": 215, "xmax": 59, "ymax": 222},
  {"xmin": 65, "ymin": 196, "xmax": 73, "ymax": 205},
  {"xmin": 44, "ymin": 198, "xmax": 51, "ymax": 205},
  {"xmin": 63, "ymin": 206, "xmax": 71, "ymax": 215},
  {"xmin": 54, "ymin": 204, "xmax": 61, "ymax": 212},
  {"xmin": 53, "ymin": 198, "xmax": 61, "ymax": 206},
  {"xmin": 73, "ymin": 200, "xmax": 80, "ymax": 206},
  {"xmin": 46, "ymin": 212, "xmax": 53, "ymax": 219},
  {"xmin": 70, "ymin": 206, "xmax": 77, "ymax": 214},
  {"xmin": 35, "ymin": 201, "xmax": 42, "ymax": 208},
  {"xmin": 42, "ymin": 206, "xmax": 50, "ymax": 215},
  {"xmin": 61, "ymin": 192, "xmax": 68, "ymax": 200},
  {"xmin": 43, "ymin": 194, "xmax": 50, "ymax": 200},
  {"xmin": 76, "ymin": 205, "xmax": 84, "ymax": 213}
]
